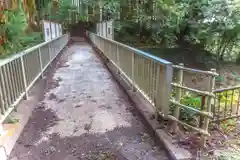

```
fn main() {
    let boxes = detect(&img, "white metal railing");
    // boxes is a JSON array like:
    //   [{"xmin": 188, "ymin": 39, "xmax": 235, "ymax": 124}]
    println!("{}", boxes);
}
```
[
  {"xmin": 87, "ymin": 31, "xmax": 218, "ymax": 147},
  {"xmin": 0, "ymin": 34, "xmax": 69, "ymax": 124},
  {"xmin": 87, "ymin": 31, "xmax": 173, "ymax": 117}
]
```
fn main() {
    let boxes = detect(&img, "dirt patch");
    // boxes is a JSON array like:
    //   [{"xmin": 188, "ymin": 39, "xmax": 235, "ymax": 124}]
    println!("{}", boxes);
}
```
[
  {"xmin": 57, "ymin": 98, "xmax": 66, "ymax": 104},
  {"xmin": 48, "ymin": 93, "xmax": 57, "ymax": 101},
  {"xmin": 156, "ymin": 117, "xmax": 240, "ymax": 159},
  {"xmin": 74, "ymin": 104, "xmax": 82, "ymax": 108},
  {"xmin": 84, "ymin": 123, "xmax": 92, "ymax": 132}
]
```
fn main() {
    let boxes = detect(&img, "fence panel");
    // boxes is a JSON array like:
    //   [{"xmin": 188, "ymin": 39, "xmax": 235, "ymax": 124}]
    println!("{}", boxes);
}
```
[
  {"xmin": 39, "ymin": 45, "xmax": 50, "ymax": 69},
  {"xmin": 0, "ymin": 34, "xmax": 69, "ymax": 124},
  {"xmin": 23, "ymin": 50, "xmax": 41, "ymax": 86},
  {"xmin": 213, "ymin": 86, "xmax": 240, "ymax": 122}
]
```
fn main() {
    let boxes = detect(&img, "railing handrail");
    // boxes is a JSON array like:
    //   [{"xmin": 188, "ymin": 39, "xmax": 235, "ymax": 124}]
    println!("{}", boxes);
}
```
[
  {"xmin": 88, "ymin": 32, "xmax": 218, "ymax": 77},
  {"xmin": 0, "ymin": 34, "xmax": 66, "ymax": 67},
  {"xmin": 214, "ymin": 85, "xmax": 240, "ymax": 93},
  {"xmin": 87, "ymin": 32, "xmax": 172, "ymax": 65},
  {"xmin": 173, "ymin": 65, "xmax": 218, "ymax": 76}
]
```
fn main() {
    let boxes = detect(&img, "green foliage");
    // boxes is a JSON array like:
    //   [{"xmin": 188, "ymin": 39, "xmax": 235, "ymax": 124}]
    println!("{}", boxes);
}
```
[
  {"xmin": 50, "ymin": 0, "xmax": 88, "ymax": 30},
  {"xmin": 19, "ymin": 32, "xmax": 43, "ymax": 48},
  {"xmin": 4, "ymin": 9, "xmax": 28, "ymax": 54},
  {"xmin": 5, "ymin": 115, "xmax": 19, "ymax": 124},
  {"xmin": 1, "ymin": 7, "xmax": 43, "ymax": 57},
  {"xmin": 216, "ymin": 75, "xmax": 224, "ymax": 82},
  {"xmin": 217, "ymin": 90, "xmax": 239, "ymax": 107},
  {"xmin": 35, "ymin": 0, "xmax": 52, "ymax": 12},
  {"xmin": 170, "ymin": 92, "xmax": 202, "ymax": 124},
  {"xmin": 179, "ymin": 93, "xmax": 202, "ymax": 122},
  {"xmin": 220, "ymin": 119, "xmax": 237, "ymax": 133},
  {"xmin": 170, "ymin": 90, "xmax": 238, "ymax": 127},
  {"xmin": 55, "ymin": 0, "xmax": 75, "ymax": 22},
  {"xmin": 90, "ymin": 0, "xmax": 240, "ymax": 62}
]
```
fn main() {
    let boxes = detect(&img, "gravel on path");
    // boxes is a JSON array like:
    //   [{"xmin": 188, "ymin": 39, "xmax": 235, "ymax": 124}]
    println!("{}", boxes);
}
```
[{"xmin": 9, "ymin": 41, "xmax": 169, "ymax": 160}]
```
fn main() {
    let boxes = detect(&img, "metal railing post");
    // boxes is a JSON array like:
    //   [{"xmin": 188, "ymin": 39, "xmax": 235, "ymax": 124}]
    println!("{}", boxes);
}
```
[
  {"xmin": 48, "ymin": 43, "xmax": 51, "ymax": 66},
  {"xmin": 162, "ymin": 63, "xmax": 173, "ymax": 116},
  {"xmin": 116, "ymin": 45, "xmax": 120, "ymax": 66},
  {"xmin": 20, "ymin": 56, "xmax": 28, "ymax": 99},
  {"xmin": 155, "ymin": 63, "xmax": 173, "ymax": 116},
  {"xmin": 173, "ymin": 63, "xmax": 184, "ymax": 133},
  {"xmin": 0, "ymin": 67, "xmax": 8, "ymax": 108},
  {"xmin": 38, "ymin": 48, "xmax": 43, "ymax": 78},
  {"xmin": 0, "ymin": 88, "xmax": 5, "ymax": 115},
  {"xmin": 200, "ymin": 68, "xmax": 216, "ymax": 147},
  {"xmin": 116, "ymin": 45, "xmax": 120, "ymax": 74},
  {"xmin": 131, "ymin": 52, "xmax": 135, "ymax": 91}
]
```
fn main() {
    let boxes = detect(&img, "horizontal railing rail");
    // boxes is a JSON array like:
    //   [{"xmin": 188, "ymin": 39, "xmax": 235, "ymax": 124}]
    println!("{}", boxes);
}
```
[
  {"xmin": 0, "ymin": 34, "xmax": 69, "ymax": 124},
  {"xmin": 87, "ymin": 31, "xmax": 218, "ymax": 147}
]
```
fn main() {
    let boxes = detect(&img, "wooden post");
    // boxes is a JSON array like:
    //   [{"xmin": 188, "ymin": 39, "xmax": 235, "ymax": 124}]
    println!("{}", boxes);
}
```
[
  {"xmin": 199, "ymin": 95, "xmax": 206, "ymax": 128},
  {"xmin": 173, "ymin": 63, "xmax": 184, "ymax": 133},
  {"xmin": 200, "ymin": 68, "xmax": 216, "ymax": 148}
]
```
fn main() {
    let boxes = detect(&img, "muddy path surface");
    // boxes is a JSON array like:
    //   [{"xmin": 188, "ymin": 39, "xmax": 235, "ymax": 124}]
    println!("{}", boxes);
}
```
[{"xmin": 8, "ymin": 40, "xmax": 168, "ymax": 160}]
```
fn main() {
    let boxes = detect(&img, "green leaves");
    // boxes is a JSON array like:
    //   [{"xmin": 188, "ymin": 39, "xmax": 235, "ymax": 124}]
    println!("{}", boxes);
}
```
[
  {"xmin": 1, "ymin": 7, "xmax": 43, "ymax": 56},
  {"xmin": 102, "ymin": 0, "xmax": 240, "ymax": 60}
]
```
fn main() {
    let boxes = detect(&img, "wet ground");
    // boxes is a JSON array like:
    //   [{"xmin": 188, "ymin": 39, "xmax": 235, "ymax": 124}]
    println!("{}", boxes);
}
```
[{"xmin": 8, "ymin": 41, "xmax": 169, "ymax": 160}]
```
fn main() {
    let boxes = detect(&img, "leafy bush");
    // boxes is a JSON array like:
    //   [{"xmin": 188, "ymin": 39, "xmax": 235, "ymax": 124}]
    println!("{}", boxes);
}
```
[
  {"xmin": 216, "ymin": 90, "xmax": 239, "ymax": 108},
  {"xmin": 179, "ymin": 94, "xmax": 202, "ymax": 123},
  {"xmin": 19, "ymin": 32, "xmax": 43, "ymax": 48},
  {"xmin": 170, "ymin": 92, "xmax": 202, "ymax": 125},
  {"xmin": 1, "ymin": 9, "xmax": 43, "ymax": 57}
]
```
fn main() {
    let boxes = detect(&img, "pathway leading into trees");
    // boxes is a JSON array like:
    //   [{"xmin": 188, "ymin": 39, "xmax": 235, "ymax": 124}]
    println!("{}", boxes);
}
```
[{"xmin": 8, "ymin": 40, "xmax": 168, "ymax": 160}]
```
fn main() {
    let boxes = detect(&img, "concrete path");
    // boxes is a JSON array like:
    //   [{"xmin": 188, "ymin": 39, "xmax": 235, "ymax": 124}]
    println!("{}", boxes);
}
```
[{"xmin": 8, "ymin": 41, "xmax": 169, "ymax": 160}]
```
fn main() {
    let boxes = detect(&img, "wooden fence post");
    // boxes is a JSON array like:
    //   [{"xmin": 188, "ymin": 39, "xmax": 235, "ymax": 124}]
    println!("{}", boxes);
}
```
[
  {"xmin": 173, "ymin": 63, "xmax": 184, "ymax": 133},
  {"xmin": 200, "ymin": 68, "xmax": 216, "ymax": 147}
]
